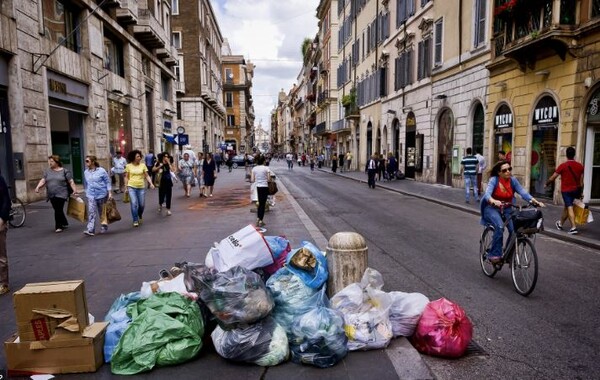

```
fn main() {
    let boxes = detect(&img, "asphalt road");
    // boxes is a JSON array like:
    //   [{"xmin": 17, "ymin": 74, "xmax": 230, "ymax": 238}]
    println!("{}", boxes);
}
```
[{"xmin": 274, "ymin": 162, "xmax": 600, "ymax": 380}]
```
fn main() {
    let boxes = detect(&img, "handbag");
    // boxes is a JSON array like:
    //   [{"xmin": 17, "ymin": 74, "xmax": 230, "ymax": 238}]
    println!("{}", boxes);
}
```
[
  {"xmin": 123, "ymin": 191, "xmax": 130, "ymax": 203},
  {"xmin": 67, "ymin": 197, "xmax": 87, "ymax": 223},
  {"xmin": 101, "ymin": 198, "xmax": 122, "ymax": 224},
  {"xmin": 64, "ymin": 170, "xmax": 73, "ymax": 196},
  {"xmin": 573, "ymin": 199, "xmax": 590, "ymax": 226},
  {"xmin": 268, "ymin": 180, "xmax": 278, "ymax": 195},
  {"xmin": 153, "ymin": 169, "xmax": 163, "ymax": 187}
]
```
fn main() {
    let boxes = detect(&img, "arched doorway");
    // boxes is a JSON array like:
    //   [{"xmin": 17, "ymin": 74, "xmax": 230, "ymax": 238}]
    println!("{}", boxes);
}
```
[
  {"xmin": 382, "ymin": 125, "xmax": 388, "ymax": 155},
  {"xmin": 405, "ymin": 112, "xmax": 416, "ymax": 179},
  {"xmin": 437, "ymin": 109, "xmax": 454, "ymax": 185},
  {"xmin": 367, "ymin": 121, "xmax": 373, "ymax": 158},
  {"xmin": 494, "ymin": 103, "xmax": 513, "ymax": 162},
  {"xmin": 472, "ymin": 103, "xmax": 484, "ymax": 155},
  {"xmin": 531, "ymin": 95, "xmax": 559, "ymax": 198},
  {"xmin": 584, "ymin": 86, "xmax": 600, "ymax": 202},
  {"xmin": 393, "ymin": 118, "xmax": 400, "ymax": 160}
]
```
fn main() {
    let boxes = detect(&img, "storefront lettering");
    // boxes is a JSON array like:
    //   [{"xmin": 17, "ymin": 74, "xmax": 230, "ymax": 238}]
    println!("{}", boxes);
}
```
[
  {"xmin": 48, "ymin": 79, "xmax": 67, "ymax": 95},
  {"xmin": 534, "ymin": 106, "xmax": 558, "ymax": 124},
  {"xmin": 495, "ymin": 113, "xmax": 512, "ymax": 128}
]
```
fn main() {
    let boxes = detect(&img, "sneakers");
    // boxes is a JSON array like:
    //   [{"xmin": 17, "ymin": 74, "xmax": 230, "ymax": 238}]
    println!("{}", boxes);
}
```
[
  {"xmin": 100, "ymin": 225, "xmax": 108, "ymax": 234},
  {"xmin": 555, "ymin": 221, "xmax": 563, "ymax": 231},
  {"xmin": 0, "ymin": 285, "xmax": 9, "ymax": 295},
  {"xmin": 55, "ymin": 228, "xmax": 63, "ymax": 233},
  {"xmin": 133, "ymin": 221, "xmax": 139, "ymax": 227},
  {"xmin": 83, "ymin": 230, "xmax": 95, "ymax": 236},
  {"xmin": 166, "ymin": 210, "xmax": 172, "ymax": 216},
  {"xmin": 138, "ymin": 217, "xmax": 143, "ymax": 225},
  {"xmin": 158, "ymin": 206, "xmax": 162, "ymax": 213},
  {"xmin": 568, "ymin": 228, "xmax": 578, "ymax": 235}
]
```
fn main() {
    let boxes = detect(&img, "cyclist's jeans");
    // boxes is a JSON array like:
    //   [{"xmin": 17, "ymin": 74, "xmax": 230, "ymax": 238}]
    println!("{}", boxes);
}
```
[
  {"xmin": 483, "ymin": 206, "xmax": 514, "ymax": 258},
  {"xmin": 128, "ymin": 187, "xmax": 145, "ymax": 223},
  {"xmin": 464, "ymin": 174, "xmax": 478, "ymax": 201}
]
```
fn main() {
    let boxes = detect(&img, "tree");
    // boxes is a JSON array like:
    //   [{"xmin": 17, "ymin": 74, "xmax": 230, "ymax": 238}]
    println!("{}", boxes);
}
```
[{"xmin": 301, "ymin": 38, "xmax": 312, "ymax": 62}]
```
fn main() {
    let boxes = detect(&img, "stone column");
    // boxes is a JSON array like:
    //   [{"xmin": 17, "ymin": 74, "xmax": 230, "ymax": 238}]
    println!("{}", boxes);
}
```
[{"xmin": 326, "ymin": 232, "xmax": 368, "ymax": 298}]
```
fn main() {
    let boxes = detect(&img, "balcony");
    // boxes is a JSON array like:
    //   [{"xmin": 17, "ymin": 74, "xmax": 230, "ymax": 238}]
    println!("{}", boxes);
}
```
[
  {"xmin": 175, "ymin": 81, "xmax": 185, "ymax": 94},
  {"xmin": 116, "ymin": 0, "xmax": 138, "ymax": 25},
  {"xmin": 314, "ymin": 121, "xmax": 328, "ymax": 135},
  {"xmin": 317, "ymin": 90, "xmax": 329, "ymax": 104},
  {"xmin": 492, "ymin": 0, "xmax": 578, "ymax": 70},
  {"xmin": 331, "ymin": 119, "xmax": 349, "ymax": 132},
  {"xmin": 133, "ymin": 9, "xmax": 169, "ymax": 50}
]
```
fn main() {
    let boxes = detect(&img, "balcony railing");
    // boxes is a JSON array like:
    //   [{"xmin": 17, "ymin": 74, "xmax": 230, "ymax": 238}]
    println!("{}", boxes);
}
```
[
  {"xmin": 331, "ymin": 119, "xmax": 346, "ymax": 132},
  {"xmin": 318, "ymin": 90, "xmax": 329, "ymax": 104},
  {"xmin": 133, "ymin": 9, "xmax": 169, "ymax": 49},
  {"xmin": 314, "ymin": 121, "xmax": 328, "ymax": 134}
]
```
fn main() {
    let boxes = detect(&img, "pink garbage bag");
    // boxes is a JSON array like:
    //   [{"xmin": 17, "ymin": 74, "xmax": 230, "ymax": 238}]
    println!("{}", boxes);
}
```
[{"xmin": 410, "ymin": 298, "xmax": 473, "ymax": 358}]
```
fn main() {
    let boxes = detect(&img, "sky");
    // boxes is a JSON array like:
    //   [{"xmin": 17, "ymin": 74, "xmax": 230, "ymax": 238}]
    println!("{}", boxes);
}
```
[{"xmin": 212, "ymin": 0, "xmax": 320, "ymax": 131}]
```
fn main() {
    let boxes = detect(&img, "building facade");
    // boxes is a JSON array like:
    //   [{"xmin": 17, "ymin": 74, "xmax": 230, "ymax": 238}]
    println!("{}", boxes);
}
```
[{"xmin": 0, "ymin": 0, "xmax": 178, "ymax": 202}]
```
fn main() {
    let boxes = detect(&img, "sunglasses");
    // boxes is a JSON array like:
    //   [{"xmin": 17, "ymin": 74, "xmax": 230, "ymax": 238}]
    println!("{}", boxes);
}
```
[
  {"xmin": 501, "ymin": 167, "xmax": 512, "ymax": 173},
  {"xmin": 85, "ymin": 159, "xmax": 91, "ymax": 163}
]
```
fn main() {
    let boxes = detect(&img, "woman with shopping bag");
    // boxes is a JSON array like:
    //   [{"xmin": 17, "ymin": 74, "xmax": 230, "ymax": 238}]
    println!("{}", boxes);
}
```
[
  {"xmin": 153, "ymin": 152, "xmax": 175, "ymax": 216},
  {"xmin": 83, "ymin": 156, "xmax": 112, "ymax": 236},
  {"xmin": 125, "ymin": 150, "xmax": 155, "ymax": 227},
  {"xmin": 250, "ymin": 155, "xmax": 271, "ymax": 227},
  {"xmin": 34, "ymin": 155, "xmax": 79, "ymax": 233}
]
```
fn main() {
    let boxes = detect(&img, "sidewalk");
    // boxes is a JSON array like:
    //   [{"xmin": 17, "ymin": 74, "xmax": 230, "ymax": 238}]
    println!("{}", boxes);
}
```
[{"xmin": 318, "ymin": 167, "xmax": 600, "ymax": 250}]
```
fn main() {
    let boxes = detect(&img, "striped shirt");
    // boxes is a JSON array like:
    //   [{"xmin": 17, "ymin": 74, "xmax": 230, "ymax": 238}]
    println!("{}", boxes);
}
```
[{"xmin": 461, "ymin": 155, "xmax": 478, "ymax": 175}]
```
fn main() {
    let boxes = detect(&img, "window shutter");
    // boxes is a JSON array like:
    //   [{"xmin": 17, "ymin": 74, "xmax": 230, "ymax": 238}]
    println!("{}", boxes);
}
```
[{"xmin": 434, "ymin": 19, "xmax": 443, "ymax": 65}]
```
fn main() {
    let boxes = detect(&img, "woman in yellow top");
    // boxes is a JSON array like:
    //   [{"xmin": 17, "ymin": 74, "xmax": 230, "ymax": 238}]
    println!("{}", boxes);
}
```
[{"xmin": 124, "ymin": 150, "xmax": 155, "ymax": 227}]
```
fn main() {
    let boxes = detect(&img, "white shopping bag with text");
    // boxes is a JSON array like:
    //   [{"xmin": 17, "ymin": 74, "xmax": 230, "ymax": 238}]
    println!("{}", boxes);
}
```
[{"xmin": 210, "ymin": 224, "xmax": 274, "ymax": 272}]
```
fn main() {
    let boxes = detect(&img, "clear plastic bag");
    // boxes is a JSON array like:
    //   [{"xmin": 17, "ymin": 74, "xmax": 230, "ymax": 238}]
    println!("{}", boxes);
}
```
[
  {"xmin": 285, "ymin": 241, "xmax": 328, "ymax": 289},
  {"xmin": 389, "ymin": 291, "xmax": 430, "ymax": 337},
  {"xmin": 211, "ymin": 316, "xmax": 289, "ymax": 366},
  {"xmin": 289, "ymin": 289, "xmax": 348, "ymax": 368}
]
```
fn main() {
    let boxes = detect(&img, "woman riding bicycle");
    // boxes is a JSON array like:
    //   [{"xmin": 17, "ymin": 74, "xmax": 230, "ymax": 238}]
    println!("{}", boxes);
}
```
[{"xmin": 481, "ymin": 160, "xmax": 544, "ymax": 264}]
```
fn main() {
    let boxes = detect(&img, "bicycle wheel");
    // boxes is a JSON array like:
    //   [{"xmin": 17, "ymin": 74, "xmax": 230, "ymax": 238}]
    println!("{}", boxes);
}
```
[
  {"xmin": 511, "ymin": 237, "xmax": 538, "ymax": 296},
  {"xmin": 479, "ymin": 226, "xmax": 498, "ymax": 277},
  {"xmin": 9, "ymin": 198, "xmax": 26, "ymax": 228}
]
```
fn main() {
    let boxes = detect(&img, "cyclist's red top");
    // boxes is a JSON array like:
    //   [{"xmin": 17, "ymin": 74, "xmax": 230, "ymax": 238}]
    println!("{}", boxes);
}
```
[
  {"xmin": 493, "ymin": 177, "xmax": 514, "ymax": 203},
  {"xmin": 555, "ymin": 160, "xmax": 583, "ymax": 192}
]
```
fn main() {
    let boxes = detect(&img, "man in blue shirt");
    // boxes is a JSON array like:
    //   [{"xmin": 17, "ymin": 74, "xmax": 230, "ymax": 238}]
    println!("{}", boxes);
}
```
[
  {"xmin": 461, "ymin": 147, "xmax": 479, "ymax": 203},
  {"xmin": 144, "ymin": 150, "xmax": 156, "ymax": 188}
]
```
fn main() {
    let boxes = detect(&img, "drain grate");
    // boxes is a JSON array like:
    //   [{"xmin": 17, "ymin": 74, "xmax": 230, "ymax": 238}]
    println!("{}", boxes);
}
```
[{"xmin": 464, "ymin": 340, "xmax": 488, "ymax": 357}]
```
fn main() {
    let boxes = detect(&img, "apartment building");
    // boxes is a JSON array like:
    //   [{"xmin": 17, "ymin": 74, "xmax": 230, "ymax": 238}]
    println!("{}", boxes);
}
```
[
  {"xmin": 0, "ymin": 0, "xmax": 178, "ymax": 202},
  {"xmin": 488, "ymin": 0, "xmax": 600, "ymax": 204},
  {"xmin": 222, "ymin": 50, "xmax": 255, "ymax": 155},
  {"xmin": 171, "ymin": 0, "xmax": 225, "ymax": 155}
]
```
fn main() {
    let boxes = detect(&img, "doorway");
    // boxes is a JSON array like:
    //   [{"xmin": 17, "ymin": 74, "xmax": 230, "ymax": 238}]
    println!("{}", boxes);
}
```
[
  {"xmin": 437, "ymin": 109, "xmax": 454, "ymax": 186},
  {"xmin": 405, "ymin": 112, "xmax": 416, "ymax": 179},
  {"xmin": 49, "ymin": 107, "xmax": 84, "ymax": 184},
  {"xmin": 367, "ymin": 122, "xmax": 373, "ymax": 158},
  {"xmin": 0, "ymin": 88, "xmax": 13, "ymax": 186},
  {"xmin": 393, "ymin": 118, "xmax": 400, "ymax": 160}
]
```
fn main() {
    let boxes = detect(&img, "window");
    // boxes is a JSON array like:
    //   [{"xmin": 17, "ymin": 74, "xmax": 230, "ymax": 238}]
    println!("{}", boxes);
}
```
[
  {"xmin": 225, "ymin": 68, "xmax": 233, "ymax": 83},
  {"xmin": 172, "ymin": 0, "xmax": 179, "ymax": 15},
  {"xmin": 593, "ymin": 0, "xmax": 600, "ymax": 18},
  {"xmin": 174, "ymin": 58, "xmax": 183, "ymax": 82},
  {"xmin": 418, "ymin": 37, "xmax": 431, "ymax": 79},
  {"xmin": 434, "ymin": 18, "xmax": 443, "ymax": 66},
  {"xmin": 474, "ymin": 0, "xmax": 486, "ymax": 48},
  {"xmin": 104, "ymin": 29, "xmax": 124, "ymax": 77},
  {"xmin": 394, "ymin": 50, "xmax": 413, "ymax": 90},
  {"xmin": 421, "ymin": 0, "xmax": 431, "ymax": 7},
  {"xmin": 176, "ymin": 101, "xmax": 182, "ymax": 120},
  {"xmin": 161, "ymin": 75, "xmax": 170, "ymax": 101},
  {"xmin": 227, "ymin": 115, "xmax": 235, "ymax": 126},
  {"xmin": 226, "ymin": 92, "xmax": 233, "ymax": 108},
  {"xmin": 43, "ymin": 0, "xmax": 81, "ymax": 52},
  {"xmin": 172, "ymin": 31, "xmax": 181, "ymax": 49},
  {"xmin": 142, "ymin": 57, "xmax": 151, "ymax": 77}
]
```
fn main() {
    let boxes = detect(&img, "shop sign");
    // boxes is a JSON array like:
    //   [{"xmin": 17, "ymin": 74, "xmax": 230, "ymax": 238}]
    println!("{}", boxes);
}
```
[
  {"xmin": 47, "ymin": 71, "xmax": 88, "ymax": 106},
  {"xmin": 587, "ymin": 89, "xmax": 600, "ymax": 123},
  {"xmin": 533, "ymin": 96, "xmax": 559, "ymax": 125},
  {"xmin": 495, "ymin": 104, "xmax": 513, "ymax": 129}
]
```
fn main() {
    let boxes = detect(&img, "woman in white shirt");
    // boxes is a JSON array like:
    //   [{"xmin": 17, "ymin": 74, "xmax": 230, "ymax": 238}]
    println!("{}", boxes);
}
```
[{"xmin": 250, "ymin": 155, "xmax": 271, "ymax": 227}]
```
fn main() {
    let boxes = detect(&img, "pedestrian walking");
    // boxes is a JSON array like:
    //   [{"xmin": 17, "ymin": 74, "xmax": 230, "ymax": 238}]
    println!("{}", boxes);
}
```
[
  {"xmin": 35, "ymin": 155, "xmax": 79, "ymax": 233},
  {"xmin": 301, "ymin": 153, "xmax": 307, "ymax": 167},
  {"xmin": 461, "ymin": 147, "xmax": 480, "ymax": 203},
  {"xmin": 226, "ymin": 153, "xmax": 233, "ymax": 172},
  {"xmin": 332, "ymin": 154, "xmax": 338, "ymax": 173},
  {"xmin": 545, "ymin": 146, "xmax": 585, "ymax": 235},
  {"xmin": 366, "ymin": 154, "xmax": 377, "ymax": 189},
  {"xmin": 0, "ymin": 174, "xmax": 10, "ymax": 295},
  {"xmin": 214, "ymin": 151, "xmax": 222, "ymax": 173},
  {"xmin": 475, "ymin": 149, "xmax": 486, "ymax": 197},
  {"xmin": 82, "ymin": 156, "xmax": 112, "ymax": 236},
  {"xmin": 154, "ymin": 152, "xmax": 175, "ymax": 216},
  {"xmin": 286, "ymin": 152, "xmax": 294, "ymax": 170},
  {"xmin": 202, "ymin": 152, "xmax": 217, "ymax": 197},
  {"xmin": 318, "ymin": 153, "xmax": 324, "ymax": 169},
  {"xmin": 481, "ymin": 160, "xmax": 544, "ymax": 264},
  {"xmin": 377, "ymin": 154, "xmax": 386, "ymax": 181},
  {"xmin": 178, "ymin": 152, "xmax": 196, "ymax": 197},
  {"xmin": 386, "ymin": 153, "xmax": 397, "ymax": 181},
  {"xmin": 346, "ymin": 151, "xmax": 352, "ymax": 171},
  {"xmin": 251, "ymin": 155, "xmax": 271, "ymax": 227},
  {"xmin": 339, "ymin": 152, "xmax": 345, "ymax": 173},
  {"xmin": 112, "ymin": 151, "xmax": 127, "ymax": 193},
  {"xmin": 144, "ymin": 150, "xmax": 156, "ymax": 188},
  {"xmin": 125, "ymin": 150, "xmax": 155, "ymax": 227},
  {"xmin": 197, "ymin": 152, "xmax": 207, "ymax": 197},
  {"xmin": 310, "ymin": 154, "xmax": 315, "ymax": 171}
]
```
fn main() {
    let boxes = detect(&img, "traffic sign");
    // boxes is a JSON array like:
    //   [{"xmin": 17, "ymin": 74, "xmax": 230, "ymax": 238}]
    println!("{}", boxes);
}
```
[{"xmin": 175, "ymin": 133, "xmax": 189, "ymax": 146}]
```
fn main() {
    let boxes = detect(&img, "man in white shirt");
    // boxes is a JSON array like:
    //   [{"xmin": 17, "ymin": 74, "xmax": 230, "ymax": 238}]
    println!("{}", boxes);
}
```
[
  {"xmin": 366, "ymin": 153, "xmax": 378, "ymax": 189},
  {"xmin": 285, "ymin": 152, "xmax": 294, "ymax": 170},
  {"xmin": 475, "ymin": 149, "xmax": 486, "ymax": 197},
  {"xmin": 112, "ymin": 151, "xmax": 127, "ymax": 193}
]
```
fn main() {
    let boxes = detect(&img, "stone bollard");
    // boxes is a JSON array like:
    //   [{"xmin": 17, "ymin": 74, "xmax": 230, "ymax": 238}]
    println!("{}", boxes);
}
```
[{"xmin": 326, "ymin": 232, "xmax": 368, "ymax": 298}]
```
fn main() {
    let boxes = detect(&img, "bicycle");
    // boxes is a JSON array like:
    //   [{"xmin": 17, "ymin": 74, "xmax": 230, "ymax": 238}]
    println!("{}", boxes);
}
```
[
  {"xmin": 7, "ymin": 187, "xmax": 26, "ymax": 228},
  {"xmin": 479, "ymin": 202, "xmax": 543, "ymax": 296}
]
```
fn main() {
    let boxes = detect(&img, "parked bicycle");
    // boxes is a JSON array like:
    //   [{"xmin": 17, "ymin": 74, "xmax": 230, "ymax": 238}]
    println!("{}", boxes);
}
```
[
  {"xmin": 479, "ymin": 202, "xmax": 543, "ymax": 296},
  {"xmin": 8, "ymin": 187, "xmax": 26, "ymax": 228}
]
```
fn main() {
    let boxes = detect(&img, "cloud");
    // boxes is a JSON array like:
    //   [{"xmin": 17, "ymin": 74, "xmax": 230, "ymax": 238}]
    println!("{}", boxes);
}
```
[{"xmin": 213, "ymin": 0, "xmax": 319, "ymax": 129}]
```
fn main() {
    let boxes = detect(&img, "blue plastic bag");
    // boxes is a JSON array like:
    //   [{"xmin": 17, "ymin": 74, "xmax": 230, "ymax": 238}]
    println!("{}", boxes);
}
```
[
  {"xmin": 285, "ymin": 241, "xmax": 328, "ymax": 289},
  {"xmin": 104, "ymin": 291, "xmax": 142, "ymax": 363}
]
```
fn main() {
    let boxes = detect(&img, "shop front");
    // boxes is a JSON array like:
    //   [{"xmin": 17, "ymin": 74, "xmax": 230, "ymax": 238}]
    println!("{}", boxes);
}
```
[
  {"xmin": 494, "ymin": 103, "xmax": 513, "ymax": 162},
  {"xmin": 584, "ymin": 86, "xmax": 600, "ymax": 203},
  {"xmin": 47, "ymin": 71, "xmax": 89, "ymax": 185},
  {"xmin": 0, "ymin": 55, "xmax": 14, "ymax": 188},
  {"xmin": 405, "ymin": 112, "xmax": 416, "ymax": 179},
  {"xmin": 108, "ymin": 98, "xmax": 132, "ymax": 158},
  {"xmin": 530, "ymin": 95, "xmax": 559, "ymax": 198}
]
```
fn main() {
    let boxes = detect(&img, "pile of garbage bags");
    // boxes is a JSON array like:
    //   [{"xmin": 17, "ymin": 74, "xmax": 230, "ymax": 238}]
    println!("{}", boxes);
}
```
[{"xmin": 102, "ymin": 225, "xmax": 473, "ymax": 375}]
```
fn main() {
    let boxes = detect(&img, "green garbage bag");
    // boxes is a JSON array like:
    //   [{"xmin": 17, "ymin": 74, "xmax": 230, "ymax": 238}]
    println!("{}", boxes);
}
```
[{"xmin": 111, "ymin": 292, "xmax": 204, "ymax": 375}]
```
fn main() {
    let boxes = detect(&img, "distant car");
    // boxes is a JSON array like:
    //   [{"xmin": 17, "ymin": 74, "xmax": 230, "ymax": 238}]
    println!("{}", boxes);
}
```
[{"xmin": 230, "ymin": 154, "xmax": 254, "ymax": 169}]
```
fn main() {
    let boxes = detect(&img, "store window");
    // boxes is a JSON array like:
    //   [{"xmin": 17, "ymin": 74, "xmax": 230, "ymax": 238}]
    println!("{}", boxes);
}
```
[
  {"xmin": 472, "ymin": 103, "xmax": 484, "ymax": 155},
  {"xmin": 108, "ymin": 100, "xmax": 131, "ymax": 156},
  {"xmin": 43, "ymin": 0, "xmax": 81, "ymax": 53},
  {"xmin": 531, "ymin": 96, "xmax": 559, "ymax": 197},
  {"xmin": 494, "ymin": 103, "xmax": 513, "ymax": 162}
]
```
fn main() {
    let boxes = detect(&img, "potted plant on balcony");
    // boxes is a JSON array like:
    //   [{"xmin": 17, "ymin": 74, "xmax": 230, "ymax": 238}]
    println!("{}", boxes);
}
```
[
  {"xmin": 341, "ymin": 88, "xmax": 358, "ymax": 116},
  {"xmin": 494, "ymin": 0, "xmax": 519, "ymax": 19}
]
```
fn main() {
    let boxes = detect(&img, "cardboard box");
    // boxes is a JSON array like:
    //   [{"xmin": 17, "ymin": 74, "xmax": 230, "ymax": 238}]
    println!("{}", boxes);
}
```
[
  {"xmin": 4, "ymin": 322, "xmax": 108, "ymax": 375},
  {"xmin": 13, "ymin": 280, "xmax": 89, "ymax": 341}
]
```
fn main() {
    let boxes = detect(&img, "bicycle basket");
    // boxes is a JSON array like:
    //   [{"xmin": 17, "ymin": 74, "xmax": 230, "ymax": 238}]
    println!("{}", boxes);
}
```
[{"xmin": 514, "ymin": 209, "xmax": 543, "ymax": 233}]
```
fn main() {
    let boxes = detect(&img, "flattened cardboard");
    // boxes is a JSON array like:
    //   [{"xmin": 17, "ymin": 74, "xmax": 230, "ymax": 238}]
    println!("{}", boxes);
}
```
[
  {"xmin": 13, "ymin": 280, "xmax": 89, "ymax": 341},
  {"xmin": 5, "ymin": 322, "xmax": 108, "ymax": 375}
]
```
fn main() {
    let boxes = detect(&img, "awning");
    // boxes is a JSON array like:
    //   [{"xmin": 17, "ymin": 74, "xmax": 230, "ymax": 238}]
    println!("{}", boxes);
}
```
[{"xmin": 163, "ymin": 133, "xmax": 176, "ymax": 144}]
